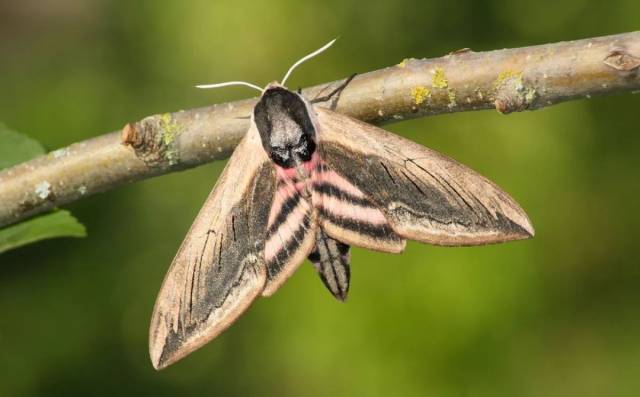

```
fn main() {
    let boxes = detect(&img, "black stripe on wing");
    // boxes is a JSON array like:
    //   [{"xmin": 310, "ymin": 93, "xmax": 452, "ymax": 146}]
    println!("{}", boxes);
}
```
[
  {"xmin": 314, "ymin": 182, "xmax": 372, "ymax": 207},
  {"xmin": 318, "ymin": 207, "xmax": 400, "ymax": 242}
]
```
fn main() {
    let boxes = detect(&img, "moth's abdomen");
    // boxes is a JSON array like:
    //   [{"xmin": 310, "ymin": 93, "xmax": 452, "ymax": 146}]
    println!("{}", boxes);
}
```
[{"xmin": 308, "ymin": 229, "xmax": 351, "ymax": 301}]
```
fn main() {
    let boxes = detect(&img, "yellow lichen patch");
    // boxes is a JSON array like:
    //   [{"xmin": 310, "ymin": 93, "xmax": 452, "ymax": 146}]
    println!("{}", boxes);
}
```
[
  {"xmin": 159, "ymin": 114, "xmax": 177, "ymax": 145},
  {"xmin": 494, "ymin": 70, "xmax": 523, "ymax": 89},
  {"xmin": 432, "ymin": 67, "xmax": 448, "ymax": 89},
  {"xmin": 397, "ymin": 58, "xmax": 409, "ymax": 68},
  {"xmin": 410, "ymin": 86, "xmax": 431, "ymax": 105},
  {"xmin": 159, "ymin": 113, "xmax": 182, "ymax": 165}
]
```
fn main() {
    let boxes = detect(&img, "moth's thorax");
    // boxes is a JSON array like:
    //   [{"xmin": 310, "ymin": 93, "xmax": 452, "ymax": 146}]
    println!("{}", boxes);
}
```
[
  {"xmin": 254, "ymin": 86, "xmax": 316, "ymax": 168},
  {"xmin": 274, "ymin": 151, "xmax": 320, "ymax": 202}
]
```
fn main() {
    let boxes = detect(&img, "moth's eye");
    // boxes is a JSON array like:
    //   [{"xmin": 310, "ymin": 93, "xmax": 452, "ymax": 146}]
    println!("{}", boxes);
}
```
[
  {"xmin": 270, "ymin": 147, "xmax": 290, "ymax": 164},
  {"xmin": 293, "ymin": 142, "xmax": 308, "ymax": 154},
  {"xmin": 292, "ymin": 135, "xmax": 315, "ymax": 161},
  {"xmin": 296, "ymin": 134, "xmax": 308, "ymax": 146}
]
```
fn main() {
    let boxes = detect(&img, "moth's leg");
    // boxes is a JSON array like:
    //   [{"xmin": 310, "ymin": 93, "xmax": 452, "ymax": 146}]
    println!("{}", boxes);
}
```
[
  {"xmin": 310, "ymin": 73, "xmax": 357, "ymax": 105},
  {"xmin": 308, "ymin": 228, "xmax": 351, "ymax": 301}
]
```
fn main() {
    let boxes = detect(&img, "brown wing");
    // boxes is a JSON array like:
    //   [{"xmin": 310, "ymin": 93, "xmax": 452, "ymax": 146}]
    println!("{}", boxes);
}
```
[
  {"xmin": 314, "ymin": 107, "xmax": 534, "ymax": 246},
  {"xmin": 149, "ymin": 124, "xmax": 275, "ymax": 370}
]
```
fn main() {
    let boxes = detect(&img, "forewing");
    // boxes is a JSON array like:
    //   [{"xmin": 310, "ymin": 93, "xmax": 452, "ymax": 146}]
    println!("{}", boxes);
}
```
[
  {"xmin": 149, "ymin": 126, "xmax": 275, "ymax": 370},
  {"xmin": 315, "ymin": 107, "xmax": 534, "ymax": 246}
]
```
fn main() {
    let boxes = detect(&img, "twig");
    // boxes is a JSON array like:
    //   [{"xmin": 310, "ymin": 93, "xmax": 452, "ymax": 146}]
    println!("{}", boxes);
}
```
[{"xmin": 1, "ymin": 32, "xmax": 639, "ymax": 227}]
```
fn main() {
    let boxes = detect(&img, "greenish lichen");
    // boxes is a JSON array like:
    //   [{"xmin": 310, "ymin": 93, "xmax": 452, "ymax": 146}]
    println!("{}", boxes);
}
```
[
  {"xmin": 397, "ymin": 58, "xmax": 409, "ymax": 68},
  {"xmin": 524, "ymin": 88, "xmax": 537, "ymax": 104},
  {"xmin": 432, "ymin": 67, "xmax": 448, "ymax": 89},
  {"xmin": 494, "ymin": 70, "xmax": 523, "ymax": 89},
  {"xmin": 447, "ymin": 89, "xmax": 457, "ymax": 107},
  {"xmin": 493, "ymin": 70, "xmax": 538, "ymax": 113},
  {"xmin": 410, "ymin": 86, "xmax": 431, "ymax": 105},
  {"xmin": 159, "ymin": 113, "xmax": 182, "ymax": 165}
]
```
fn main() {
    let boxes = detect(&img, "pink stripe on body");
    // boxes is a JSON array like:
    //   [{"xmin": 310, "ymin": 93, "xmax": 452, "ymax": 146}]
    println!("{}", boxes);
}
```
[{"xmin": 274, "ymin": 152, "xmax": 320, "ymax": 180}]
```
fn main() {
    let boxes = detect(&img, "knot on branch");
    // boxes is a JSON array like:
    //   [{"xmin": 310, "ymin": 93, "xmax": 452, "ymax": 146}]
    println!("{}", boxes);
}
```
[
  {"xmin": 121, "ymin": 113, "xmax": 182, "ymax": 168},
  {"xmin": 493, "ymin": 71, "xmax": 537, "ymax": 114},
  {"xmin": 604, "ymin": 49, "xmax": 640, "ymax": 72}
]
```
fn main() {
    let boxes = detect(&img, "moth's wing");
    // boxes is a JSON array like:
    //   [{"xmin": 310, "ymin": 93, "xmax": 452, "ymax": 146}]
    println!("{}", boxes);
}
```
[
  {"xmin": 312, "ymin": 161, "xmax": 405, "ymax": 253},
  {"xmin": 261, "ymin": 167, "xmax": 318, "ymax": 296},
  {"xmin": 149, "ymin": 125, "xmax": 275, "ymax": 370},
  {"xmin": 314, "ymin": 107, "xmax": 534, "ymax": 246}
]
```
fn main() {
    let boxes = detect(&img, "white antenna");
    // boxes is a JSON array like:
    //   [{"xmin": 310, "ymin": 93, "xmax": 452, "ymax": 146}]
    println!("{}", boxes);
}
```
[
  {"xmin": 281, "ymin": 38, "xmax": 337, "ymax": 87},
  {"xmin": 195, "ymin": 81, "xmax": 264, "ymax": 93}
]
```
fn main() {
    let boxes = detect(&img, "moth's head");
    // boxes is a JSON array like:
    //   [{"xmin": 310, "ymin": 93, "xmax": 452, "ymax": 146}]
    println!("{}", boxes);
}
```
[
  {"xmin": 253, "ymin": 85, "xmax": 315, "ymax": 168},
  {"xmin": 195, "ymin": 39, "xmax": 336, "ymax": 168}
]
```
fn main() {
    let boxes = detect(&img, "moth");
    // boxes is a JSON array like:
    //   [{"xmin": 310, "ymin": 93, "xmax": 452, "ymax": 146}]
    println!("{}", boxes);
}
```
[{"xmin": 149, "ymin": 40, "xmax": 534, "ymax": 369}]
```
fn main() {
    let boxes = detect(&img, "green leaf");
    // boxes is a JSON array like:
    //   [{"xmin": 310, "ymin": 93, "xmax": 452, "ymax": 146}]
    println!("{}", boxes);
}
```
[
  {"xmin": 0, "ymin": 122, "xmax": 46, "ymax": 168},
  {"xmin": 0, "ymin": 210, "xmax": 87, "ymax": 254},
  {"xmin": 0, "ymin": 123, "xmax": 87, "ymax": 254}
]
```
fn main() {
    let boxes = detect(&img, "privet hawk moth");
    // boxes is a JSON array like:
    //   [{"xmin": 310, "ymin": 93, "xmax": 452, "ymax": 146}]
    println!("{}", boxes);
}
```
[{"xmin": 149, "ymin": 40, "xmax": 534, "ymax": 369}]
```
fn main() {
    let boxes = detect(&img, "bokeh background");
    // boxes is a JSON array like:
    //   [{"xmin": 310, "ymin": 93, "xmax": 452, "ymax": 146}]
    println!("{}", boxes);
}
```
[{"xmin": 1, "ymin": 1, "xmax": 639, "ymax": 396}]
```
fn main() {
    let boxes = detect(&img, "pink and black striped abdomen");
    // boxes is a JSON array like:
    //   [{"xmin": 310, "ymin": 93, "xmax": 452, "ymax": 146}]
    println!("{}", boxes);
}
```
[{"xmin": 308, "ymin": 228, "xmax": 351, "ymax": 301}]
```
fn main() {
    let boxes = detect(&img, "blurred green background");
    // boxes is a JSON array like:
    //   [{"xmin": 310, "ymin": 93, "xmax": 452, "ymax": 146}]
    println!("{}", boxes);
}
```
[{"xmin": 1, "ymin": 1, "xmax": 639, "ymax": 396}]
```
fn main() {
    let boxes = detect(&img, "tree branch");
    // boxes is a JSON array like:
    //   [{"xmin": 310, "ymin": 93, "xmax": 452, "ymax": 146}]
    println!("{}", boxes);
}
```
[{"xmin": 1, "ymin": 32, "xmax": 639, "ymax": 227}]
